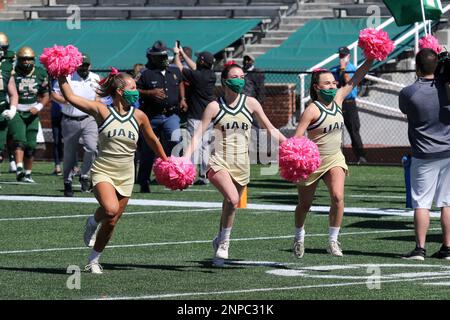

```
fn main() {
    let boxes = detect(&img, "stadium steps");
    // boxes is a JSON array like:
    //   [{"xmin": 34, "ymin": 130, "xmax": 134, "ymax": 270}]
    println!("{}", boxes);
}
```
[
  {"xmin": 0, "ymin": 0, "xmax": 41, "ymax": 20},
  {"xmin": 238, "ymin": 1, "xmax": 339, "ymax": 59}
]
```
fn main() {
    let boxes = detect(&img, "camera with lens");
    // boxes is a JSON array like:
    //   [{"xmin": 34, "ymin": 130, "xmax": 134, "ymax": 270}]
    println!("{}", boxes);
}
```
[{"xmin": 435, "ymin": 50, "xmax": 450, "ymax": 82}]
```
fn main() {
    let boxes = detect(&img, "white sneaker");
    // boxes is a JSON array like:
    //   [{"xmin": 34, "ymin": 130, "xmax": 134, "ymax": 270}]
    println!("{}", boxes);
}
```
[
  {"xmin": 215, "ymin": 240, "xmax": 230, "ymax": 259},
  {"xmin": 327, "ymin": 241, "xmax": 343, "ymax": 257},
  {"xmin": 22, "ymin": 174, "xmax": 35, "ymax": 183},
  {"xmin": 84, "ymin": 262, "xmax": 103, "ymax": 274},
  {"xmin": 9, "ymin": 161, "xmax": 16, "ymax": 173},
  {"xmin": 293, "ymin": 240, "xmax": 305, "ymax": 258},
  {"xmin": 84, "ymin": 217, "xmax": 99, "ymax": 247}
]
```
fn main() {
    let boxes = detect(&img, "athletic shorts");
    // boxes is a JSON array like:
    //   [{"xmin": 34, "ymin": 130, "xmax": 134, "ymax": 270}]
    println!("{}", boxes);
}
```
[{"xmin": 411, "ymin": 157, "xmax": 450, "ymax": 209}]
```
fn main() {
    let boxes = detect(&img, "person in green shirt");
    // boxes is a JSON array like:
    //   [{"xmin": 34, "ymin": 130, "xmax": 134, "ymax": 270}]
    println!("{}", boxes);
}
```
[
  {"xmin": 0, "ymin": 32, "xmax": 19, "ymax": 165},
  {"xmin": 9, "ymin": 46, "xmax": 49, "ymax": 183}
]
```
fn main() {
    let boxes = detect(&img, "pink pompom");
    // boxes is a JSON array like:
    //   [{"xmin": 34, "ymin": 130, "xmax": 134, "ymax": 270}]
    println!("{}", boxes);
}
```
[
  {"xmin": 419, "ymin": 35, "xmax": 442, "ymax": 54},
  {"xmin": 358, "ymin": 28, "xmax": 395, "ymax": 61},
  {"xmin": 39, "ymin": 45, "xmax": 83, "ymax": 77},
  {"xmin": 153, "ymin": 156, "xmax": 197, "ymax": 190},
  {"xmin": 279, "ymin": 137, "xmax": 321, "ymax": 183}
]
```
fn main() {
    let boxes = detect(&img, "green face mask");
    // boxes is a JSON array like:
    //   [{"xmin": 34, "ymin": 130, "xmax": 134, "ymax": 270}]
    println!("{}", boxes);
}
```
[
  {"xmin": 122, "ymin": 90, "xmax": 139, "ymax": 106},
  {"xmin": 223, "ymin": 78, "xmax": 245, "ymax": 94},
  {"xmin": 318, "ymin": 88, "xmax": 337, "ymax": 104}
]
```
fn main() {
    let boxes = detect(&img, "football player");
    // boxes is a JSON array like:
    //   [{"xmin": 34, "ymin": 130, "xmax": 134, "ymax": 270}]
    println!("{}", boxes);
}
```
[
  {"xmin": 9, "ymin": 46, "xmax": 49, "ymax": 182},
  {"xmin": 0, "ymin": 32, "xmax": 19, "ymax": 166}
]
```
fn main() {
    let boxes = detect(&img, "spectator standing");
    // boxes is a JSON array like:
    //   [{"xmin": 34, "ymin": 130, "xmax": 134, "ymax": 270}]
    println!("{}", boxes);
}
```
[
  {"xmin": 136, "ymin": 40, "xmax": 187, "ymax": 193},
  {"xmin": 174, "ymin": 45, "xmax": 216, "ymax": 185},
  {"xmin": 52, "ymin": 53, "xmax": 100, "ymax": 196}
]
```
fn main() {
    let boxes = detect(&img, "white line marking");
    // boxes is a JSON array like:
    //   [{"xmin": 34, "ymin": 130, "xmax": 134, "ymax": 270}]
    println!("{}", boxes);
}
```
[
  {"xmin": 423, "ymin": 282, "xmax": 450, "ymax": 286},
  {"xmin": 0, "ymin": 181, "xmax": 39, "ymax": 185},
  {"xmin": 0, "ymin": 208, "xmax": 218, "ymax": 222},
  {"xmin": 97, "ymin": 275, "xmax": 450, "ymax": 300},
  {"xmin": 0, "ymin": 228, "xmax": 440, "ymax": 255},
  {"xmin": 258, "ymin": 191, "xmax": 404, "ymax": 199},
  {"xmin": 0, "ymin": 195, "xmax": 439, "ymax": 217}
]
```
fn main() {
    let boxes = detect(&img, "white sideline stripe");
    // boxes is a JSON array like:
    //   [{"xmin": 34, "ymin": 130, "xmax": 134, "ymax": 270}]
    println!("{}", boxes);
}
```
[
  {"xmin": 0, "ymin": 181, "xmax": 39, "ymax": 185},
  {"xmin": 0, "ymin": 195, "xmax": 438, "ymax": 217},
  {"xmin": 0, "ymin": 228, "xmax": 440, "ymax": 255},
  {"xmin": 0, "ymin": 208, "xmax": 217, "ymax": 222},
  {"xmin": 258, "ymin": 191, "xmax": 404, "ymax": 199},
  {"xmin": 97, "ymin": 275, "xmax": 450, "ymax": 300}
]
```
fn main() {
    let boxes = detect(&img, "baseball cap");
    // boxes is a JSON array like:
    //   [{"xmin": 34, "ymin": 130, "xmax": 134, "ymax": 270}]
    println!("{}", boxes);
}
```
[
  {"xmin": 195, "ymin": 51, "xmax": 214, "ymax": 65},
  {"xmin": 243, "ymin": 53, "xmax": 255, "ymax": 61},
  {"xmin": 338, "ymin": 46, "xmax": 350, "ymax": 55},
  {"xmin": 81, "ymin": 53, "xmax": 91, "ymax": 65},
  {"xmin": 147, "ymin": 40, "xmax": 169, "ymax": 56}
]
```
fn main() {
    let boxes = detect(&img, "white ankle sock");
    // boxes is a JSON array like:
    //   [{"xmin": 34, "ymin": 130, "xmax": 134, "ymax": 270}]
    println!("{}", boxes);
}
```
[
  {"xmin": 16, "ymin": 163, "xmax": 23, "ymax": 170},
  {"xmin": 88, "ymin": 249, "xmax": 101, "ymax": 264},
  {"xmin": 219, "ymin": 227, "xmax": 232, "ymax": 242},
  {"xmin": 25, "ymin": 170, "xmax": 31, "ymax": 175},
  {"xmin": 295, "ymin": 227, "xmax": 305, "ymax": 241},
  {"xmin": 329, "ymin": 227, "xmax": 340, "ymax": 243}
]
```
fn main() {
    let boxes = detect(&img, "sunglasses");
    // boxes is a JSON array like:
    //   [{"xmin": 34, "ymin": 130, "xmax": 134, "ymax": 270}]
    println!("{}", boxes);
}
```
[{"xmin": 19, "ymin": 57, "xmax": 35, "ymax": 61}]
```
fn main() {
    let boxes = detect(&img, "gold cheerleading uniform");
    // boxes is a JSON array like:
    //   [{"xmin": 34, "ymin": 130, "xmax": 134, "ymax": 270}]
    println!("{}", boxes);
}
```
[
  {"xmin": 91, "ymin": 106, "xmax": 139, "ymax": 197},
  {"xmin": 208, "ymin": 94, "xmax": 253, "ymax": 186},
  {"xmin": 298, "ymin": 100, "xmax": 348, "ymax": 186}
]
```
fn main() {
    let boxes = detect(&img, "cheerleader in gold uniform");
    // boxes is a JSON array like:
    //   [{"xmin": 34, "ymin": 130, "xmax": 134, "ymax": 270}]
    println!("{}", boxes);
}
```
[
  {"xmin": 292, "ymin": 59, "xmax": 373, "ymax": 258},
  {"xmin": 57, "ymin": 70, "xmax": 167, "ymax": 274},
  {"xmin": 185, "ymin": 64, "xmax": 286, "ymax": 265}
]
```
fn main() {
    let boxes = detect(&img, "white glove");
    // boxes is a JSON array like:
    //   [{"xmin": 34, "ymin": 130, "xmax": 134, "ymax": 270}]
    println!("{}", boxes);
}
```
[{"xmin": 1, "ymin": 105, "xmax": 16, "ymax": 120}]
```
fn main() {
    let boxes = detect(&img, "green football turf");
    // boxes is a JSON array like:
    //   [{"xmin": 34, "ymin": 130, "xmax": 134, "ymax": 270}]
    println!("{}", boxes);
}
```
[{"xmin": 0, "ymin": 161, "xmax": 448, "ymax": 300}]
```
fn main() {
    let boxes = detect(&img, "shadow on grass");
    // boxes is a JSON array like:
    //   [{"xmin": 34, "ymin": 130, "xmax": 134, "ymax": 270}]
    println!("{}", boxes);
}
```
[
  {"xmin": 378, "ymin": 233, "xmax": 443, "ymax": 244},
  {"xmin": 280, "ymin": 248, "xmax": 401, "ymax": 259},
  {"xmin": 346, "ymin": 220, "xmax": 414, "ymax": 230}
]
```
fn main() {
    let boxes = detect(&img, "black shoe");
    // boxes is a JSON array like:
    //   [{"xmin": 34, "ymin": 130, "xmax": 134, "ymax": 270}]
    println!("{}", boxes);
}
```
[
  {"xmin": 16, "ymin": 168, "xmax": 25, "ymax": 182},
  {"xmin": 402, "ymin": 246, "xmax": 426, "ymax": 260},
  {"xmin": 140, "ymin": 184, "xmax": 151, "ymax": 193},
  {"xmin": 80, "ymin": 176, "xmax": 92, "ymax": 192},
  {"xmin": 432, "ymin": 245, "xmax": 450, "ymax": 260},
  {"xmin": 193, "ymin": 179, "xmax": 208, "ymax": 186},
  {"xmin": 64, "ymin": 182, "xmax": 74, "ymax": 197}
]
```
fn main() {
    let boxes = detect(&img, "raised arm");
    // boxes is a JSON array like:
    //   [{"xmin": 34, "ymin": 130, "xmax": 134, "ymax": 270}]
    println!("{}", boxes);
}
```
[
  {"xmin": 173, "ymin": 45, "xmax": 196, "ymax": 71},
  {"xmin": 184, "ymin": 101, "xmax": 217, "ymax": 159},
  {"xmin": 136, "ymin": 109, "xmax": 168, "ymax": 161},
  {"xmin": 57, "ymin": 76, "xmax": 104, "ymax": 117},
  {"xmin": 247, "ymin": 97, "xmax": 286, "ymax": 143},
  {"xmin": 335, "ymin": 58, "xmax": 374, "ymax": 105}
]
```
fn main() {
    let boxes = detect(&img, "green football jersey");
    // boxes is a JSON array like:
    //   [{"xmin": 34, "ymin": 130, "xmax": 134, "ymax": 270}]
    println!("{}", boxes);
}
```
[
  {"xmin": 14, "ymin": 65, "xmax": 49, "ymax": 105},
  {"xmin": 0, "ymin": 59, "xmax": 13, "ymax": 112}
]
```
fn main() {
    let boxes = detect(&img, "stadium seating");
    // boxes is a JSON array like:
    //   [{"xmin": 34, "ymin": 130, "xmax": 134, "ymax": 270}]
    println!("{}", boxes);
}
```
[
  {"xmin": 332, "ymin": 1, "xmax": 391, "ymax": 18},
  {"xmin": 25, "ymin": 0, "xmax": 292, "ymax": 20}
]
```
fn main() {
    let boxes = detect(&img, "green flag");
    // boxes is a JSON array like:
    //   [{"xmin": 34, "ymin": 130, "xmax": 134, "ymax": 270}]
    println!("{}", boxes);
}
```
[{"xmin": 383, "ymin": 0, "xmax": 443, "ymax": 26}]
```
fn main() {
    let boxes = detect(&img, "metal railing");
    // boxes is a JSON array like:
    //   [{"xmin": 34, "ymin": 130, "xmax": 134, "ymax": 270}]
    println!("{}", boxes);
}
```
[{"xmin": 297, "ymin": 4, "xmax": 450, "ymax": 119}]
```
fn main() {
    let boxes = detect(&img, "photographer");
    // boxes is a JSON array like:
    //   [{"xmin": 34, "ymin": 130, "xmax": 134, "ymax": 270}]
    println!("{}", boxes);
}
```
[{"xmin": 400, "ymin": 48, "xmax": 450, "ymax": 260}]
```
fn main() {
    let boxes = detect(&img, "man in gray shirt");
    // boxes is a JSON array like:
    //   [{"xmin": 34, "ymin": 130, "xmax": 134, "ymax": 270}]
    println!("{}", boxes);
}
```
[{"xmin": 399, "ymin": 48, "xmax": 450, "ymax": 260}]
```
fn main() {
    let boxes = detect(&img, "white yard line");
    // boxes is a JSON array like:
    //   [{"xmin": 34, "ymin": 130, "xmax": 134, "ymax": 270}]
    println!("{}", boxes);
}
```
[
  {"xmin": 0, "ymin": 195, "xmax": 438, "ymax": 217},
  {"xmin": 0, "ymin": 208, "xmax": 218, "ymax": 222},
  {"xmin": 257, "ymin": 191, "xmax": 404, "ymax": 199},
  {"xmin": 97, "ymin": 275, "xmax": 450, "ymax": 300},
  {"xmin": 0, "ymin": 228, "xmax": 440, "ymax": 255}
]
